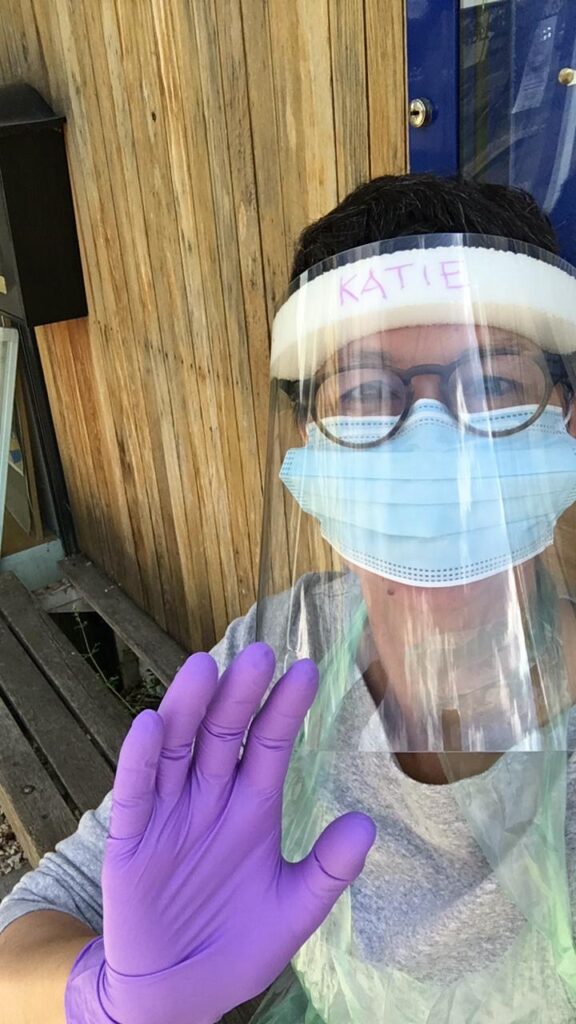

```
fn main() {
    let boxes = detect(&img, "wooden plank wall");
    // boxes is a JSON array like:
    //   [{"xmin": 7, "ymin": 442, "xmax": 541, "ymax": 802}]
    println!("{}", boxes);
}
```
[{"xmin": 0, "ymin": 0, "xmax": 407, "ymax": 651}]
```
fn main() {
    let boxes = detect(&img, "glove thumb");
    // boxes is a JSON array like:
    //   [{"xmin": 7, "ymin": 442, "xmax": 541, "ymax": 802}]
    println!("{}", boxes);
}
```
[{"xmin": 287, "ymin": 812, "xmax": 376, "ymax": 944}]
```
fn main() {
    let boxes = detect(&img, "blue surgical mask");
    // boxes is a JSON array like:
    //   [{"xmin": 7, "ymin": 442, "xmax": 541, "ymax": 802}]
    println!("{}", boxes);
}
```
[{"xmin": 279, "ymin": 400, "xmax": 576, "ymax": 587}]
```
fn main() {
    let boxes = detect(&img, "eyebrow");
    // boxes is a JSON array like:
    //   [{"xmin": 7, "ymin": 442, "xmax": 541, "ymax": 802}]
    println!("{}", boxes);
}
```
[
  {"xmin": 334, "ymin": 349, "xmax": 395, "ymax": 373},
  {"xmin": 333, "ymin": 336, "xmax": 533, "ymax": 373}
]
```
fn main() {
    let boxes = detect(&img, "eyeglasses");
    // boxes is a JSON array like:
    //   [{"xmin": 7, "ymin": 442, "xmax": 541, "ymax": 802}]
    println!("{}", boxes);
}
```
[{"xmin": 308, "ymin": 349, "xmax": 572, "ymax": 449}]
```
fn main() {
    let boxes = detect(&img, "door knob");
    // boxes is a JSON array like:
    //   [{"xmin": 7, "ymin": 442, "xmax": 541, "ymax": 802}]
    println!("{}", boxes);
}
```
[
  {"xmin": 558, "ymin": 68, "xmax": 576, "ymax": 87},
  {"xmin": 409, "ymin": 97, "xmax": 433, "ymax": 128}
]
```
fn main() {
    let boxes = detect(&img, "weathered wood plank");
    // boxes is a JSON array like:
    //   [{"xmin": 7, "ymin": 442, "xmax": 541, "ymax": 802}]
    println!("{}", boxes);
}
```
[
  {"xmin": 190, "ymin": 0, "xmax": 267, "ymax": 557},
  {"xmin": 0, "ymin": 697, "xmax": 78, "ymax": 867},
  {"xmin": 366, "ymin": 0, "xmax": 408, "ymax": 177},
  {"xmin": 0, "ymin": 572, "xmax": 132, "ymax": 767},
  {"xmin": 46, "ymin": 0, "xmax": 175, "ymax": 632},
  {"xmin": 266, "ymin": 0, "xmax": 337, "ymax": 247},
  {"xmin": 109, "ymin": 0, "xmax": 229, "ymax": 645},
  {"xmin": 239, "ymin": 0, "xmax": 290, "ymax": 328},
  {"xmin": 0, "ymin": 862, "xmax": 32, "ymax": 902},
  {"xmin": 206, "ymin": 0, "xmax": 270, "ymax": 487},
  {"xmin": 0, "ymin": 618, "xmax": 114, "ymax": 813},
  {"xmin": 329, "ymin": 0, "xmax": 370, "ymax": 201},
  {"xmin": 60, "ymin": 556, "xmax": 187, "ymax": 686},
  {"xmin": 153, "ymin": 0, "xmax": 260, "ymax": 625},
  {"xmin": 37, "ymin": 320, "xmax": 139, "ymax": 603},
  {"xmin": 87, "ymin": 0, "xmax": 199, "ymax": 644}
]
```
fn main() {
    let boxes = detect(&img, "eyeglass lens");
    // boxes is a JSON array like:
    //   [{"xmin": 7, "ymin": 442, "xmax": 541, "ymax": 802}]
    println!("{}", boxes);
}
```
[{"xmin": 314, "ymin": 352, "xmax": 552, "ymax": 444}]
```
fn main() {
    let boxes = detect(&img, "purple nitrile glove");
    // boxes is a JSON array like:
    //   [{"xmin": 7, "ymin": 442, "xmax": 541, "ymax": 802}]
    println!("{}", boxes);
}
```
[{"xmin": 65, "ymin": 643, "xmax": 376, "ymax": 1024}]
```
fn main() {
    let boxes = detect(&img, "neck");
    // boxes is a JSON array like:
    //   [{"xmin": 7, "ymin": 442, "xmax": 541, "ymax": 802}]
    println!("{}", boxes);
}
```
[{"xmin": 361, "ymin": 658, "xmax": 502, "ymax": 784}]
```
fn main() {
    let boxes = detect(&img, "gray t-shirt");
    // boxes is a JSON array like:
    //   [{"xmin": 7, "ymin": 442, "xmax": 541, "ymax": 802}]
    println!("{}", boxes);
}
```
[{"xmin": 1, "ymin": 571, "xmax": 576, "ymax": 1019}]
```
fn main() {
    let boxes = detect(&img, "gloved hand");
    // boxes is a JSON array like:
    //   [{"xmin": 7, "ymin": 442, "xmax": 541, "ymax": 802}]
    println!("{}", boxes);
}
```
[{"xmin": 65, "ymin": 643, "xmax": 376, "ymax": 1024}]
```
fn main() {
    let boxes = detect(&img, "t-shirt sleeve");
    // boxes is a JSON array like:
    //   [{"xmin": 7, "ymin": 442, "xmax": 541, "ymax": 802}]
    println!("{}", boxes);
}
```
[
  {"xmin": 0, "ymin": 792, "xmax": 112, "ymax": 936},
  {"xmin": 0, "ymin": 602, "xmax": 259, "ymax": 938}
]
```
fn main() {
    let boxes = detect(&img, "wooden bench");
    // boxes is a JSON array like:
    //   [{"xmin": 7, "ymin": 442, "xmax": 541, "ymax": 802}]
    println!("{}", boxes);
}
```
[{"xmin": 0, "ymin": 557, "xmax": 263, "ymax": 1023}]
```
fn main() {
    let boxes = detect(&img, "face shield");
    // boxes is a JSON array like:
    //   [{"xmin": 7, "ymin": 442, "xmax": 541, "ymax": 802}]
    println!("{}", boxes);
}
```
[
  {"xmin": 252, "ymin": 236, "xmax": 576, "ymax": 1023},
  {"xmin": 258, "ymin": 234, "xmax": 576, "ymax": 758}
]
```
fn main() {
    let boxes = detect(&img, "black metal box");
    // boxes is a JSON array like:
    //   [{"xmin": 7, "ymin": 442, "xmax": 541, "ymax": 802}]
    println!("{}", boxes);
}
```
[{"xmin": 0, "ymin": 83, "xmax": 87, "ymax": 326}]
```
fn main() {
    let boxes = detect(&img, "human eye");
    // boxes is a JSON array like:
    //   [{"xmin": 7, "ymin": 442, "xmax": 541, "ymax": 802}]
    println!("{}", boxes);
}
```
[
  {"xmin": 341, "ymin": 379, "xmax": 395, "ymax": 404},
  {"xmin": 478, "ymin": 375, "xmax": 516, "ymax": 398},
  {"xmin": 316, "ymin": 366, "xmax": 405, "ymax": 420},
  {"xmin": 459, "ymin": 370, "xmax": 527, "ymax": 412},
  {"xmin": 338, "ymin": 372, "xmax": 404, "ymax": 415}
]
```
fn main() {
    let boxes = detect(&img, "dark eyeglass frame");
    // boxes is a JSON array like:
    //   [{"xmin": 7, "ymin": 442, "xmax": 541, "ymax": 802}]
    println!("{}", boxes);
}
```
[{"xmin": 300, "ymin": 348, "xmax": 573, "ymax": 449}]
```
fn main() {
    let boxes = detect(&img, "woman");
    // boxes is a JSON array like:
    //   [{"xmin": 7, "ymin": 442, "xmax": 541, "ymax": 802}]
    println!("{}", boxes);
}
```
[{"xmin": 2, "ymin": 174, "xmax": 576, "ymax": 1023}]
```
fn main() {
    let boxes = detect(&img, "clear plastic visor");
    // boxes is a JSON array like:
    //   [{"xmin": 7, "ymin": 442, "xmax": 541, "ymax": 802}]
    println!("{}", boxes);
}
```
[{"xmin": 257, "ymin": 235, "xmax": 576, "ymax": 757}]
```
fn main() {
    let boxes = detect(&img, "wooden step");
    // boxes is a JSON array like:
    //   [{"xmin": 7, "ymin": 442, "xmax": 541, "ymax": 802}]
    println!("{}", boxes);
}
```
[
  {"xmin": 0, "ymin": 617, "xmax": 115, "ymax": 813},
  {"xmin": 0, "ymin": 862, "xmax": 32, "ymax": 902},
  {"xmin": 60, "ymin": 556, "xmax": 187, "ymax": 686},
  {"xmin": 0, "ymin": 572, "xmax": 132, "ymax": 767},
  {"xmin": 0, "ymin": 694, "xmax": 78, "ymax": 866}
]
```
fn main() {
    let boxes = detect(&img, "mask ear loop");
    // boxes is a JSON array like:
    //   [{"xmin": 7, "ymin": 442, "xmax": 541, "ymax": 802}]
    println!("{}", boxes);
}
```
[
  {"xmin": 563, "ymin": 393, "xmax": 573, "ymax": 428},
  {"xmin": 560, "ymin": 356, "xmax": 576, "ymax": 427}
]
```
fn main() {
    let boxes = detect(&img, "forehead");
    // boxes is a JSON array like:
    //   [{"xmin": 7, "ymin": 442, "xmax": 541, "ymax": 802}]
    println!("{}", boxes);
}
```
[{"xmin": 335, "ymin": 323, "xmax": 538, "ymax": 369}]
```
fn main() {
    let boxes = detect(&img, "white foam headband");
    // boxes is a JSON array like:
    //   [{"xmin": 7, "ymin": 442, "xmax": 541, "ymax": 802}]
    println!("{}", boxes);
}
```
[{"xmin": 270, "ymin": 245, "xmax": 576, "ymax": 380}]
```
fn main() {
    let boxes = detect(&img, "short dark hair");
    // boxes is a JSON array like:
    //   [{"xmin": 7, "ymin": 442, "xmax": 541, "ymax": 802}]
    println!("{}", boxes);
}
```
[
  {"xmin": 290, "ymin": 174, "xmax": 559, "ymax": 282},
  {"xmin": 281, "ymin": 174, "xmax": 569, "ymax": 419}
]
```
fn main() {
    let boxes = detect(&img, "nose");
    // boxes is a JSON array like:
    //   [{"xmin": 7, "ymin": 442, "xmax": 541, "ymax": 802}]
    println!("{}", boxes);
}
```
[{"xmin": 409, "ymin": 373, "xmax": 445, "ymax": 403}]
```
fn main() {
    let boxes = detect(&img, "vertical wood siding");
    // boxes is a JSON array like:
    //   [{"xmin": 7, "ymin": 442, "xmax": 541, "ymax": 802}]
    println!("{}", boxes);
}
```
[{"xmin": 0, "ymin": 0, "xmax": 407, "ymax": 649}]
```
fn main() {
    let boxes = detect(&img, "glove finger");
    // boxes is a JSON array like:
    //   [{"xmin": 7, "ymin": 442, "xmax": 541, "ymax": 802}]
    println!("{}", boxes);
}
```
[
  {"xmin": 192, "ymin": 643, "xmax": 276, "ymax": 781},
  {"xmin": 109, "ymin": 710, "xmax": 164, "ymax": 841},
  {"xmin": 238, "ymin": 659, "xmax": 318, "ymax": 792},
  {"xmin": 286, "ymin": 812, "xmax": 376, "ymax": 941},
  {"xmin": 155, "ymin": 652, "xmax": 220, "ymax": 801}
]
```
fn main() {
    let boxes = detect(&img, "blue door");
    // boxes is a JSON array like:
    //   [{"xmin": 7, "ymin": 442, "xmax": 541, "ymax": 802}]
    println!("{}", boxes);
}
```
[{"xmin": 408, "ymin": 0, "xmax": 576, "ymax": 264}]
